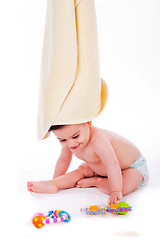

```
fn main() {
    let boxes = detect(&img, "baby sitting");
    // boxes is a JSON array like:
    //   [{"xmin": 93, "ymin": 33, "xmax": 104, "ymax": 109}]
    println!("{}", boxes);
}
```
[{"xmin": 27, "ymin": 122, "xmax": 149, "ymax": 204}]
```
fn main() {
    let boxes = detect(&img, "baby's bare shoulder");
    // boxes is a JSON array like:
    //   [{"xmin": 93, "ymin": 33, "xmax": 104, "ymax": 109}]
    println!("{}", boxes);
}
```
[
  {"xmin": 91, "ymin": 126, "xmax": 110, "ymax": 148},
  {"xmin": 92, "ymin": 126, "xmax": 110, "ymax": 138}
]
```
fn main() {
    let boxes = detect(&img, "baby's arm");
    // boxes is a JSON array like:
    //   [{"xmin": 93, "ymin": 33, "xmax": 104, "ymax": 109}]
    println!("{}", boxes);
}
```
[
  {"xmin": 94, "ymin": 137, "xmax": 122, "ymax": 204},
  {"xmin": 53, "ymin": 146, "xmax": 73, "ymax": 178}
]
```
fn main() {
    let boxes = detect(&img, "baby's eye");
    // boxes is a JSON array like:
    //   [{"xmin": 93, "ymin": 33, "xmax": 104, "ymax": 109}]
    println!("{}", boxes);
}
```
[
  {"xmin": 72, "ymin": 134, "xmax": 79, "ymax": 139},
  {"xmin": 60, "ymin": 139, "xmax": 66, "ymax": 142}
]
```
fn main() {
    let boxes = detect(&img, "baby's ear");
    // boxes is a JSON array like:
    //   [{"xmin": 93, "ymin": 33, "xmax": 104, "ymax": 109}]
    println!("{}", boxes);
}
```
[{"xmin": 87, "ymin": 121, "xmax": 92, "ymax": 127}]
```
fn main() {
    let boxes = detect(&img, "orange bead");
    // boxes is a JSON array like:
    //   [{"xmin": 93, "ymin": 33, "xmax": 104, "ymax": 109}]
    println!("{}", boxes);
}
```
[
  {"xmin": 109, "ymin": 204, "xmax": 118, "ymax": 214},
  {"xmin": 32, "ymin": 214, "xmax": 45, "ymax": 228},
  {"xmin": 89, "ymin": 205, "xmax": 99, "ymax": 212}
]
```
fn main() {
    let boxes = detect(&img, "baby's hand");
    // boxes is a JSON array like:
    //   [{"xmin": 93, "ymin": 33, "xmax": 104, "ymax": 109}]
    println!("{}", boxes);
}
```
[{"xmin": 108, "ymin": 191, "xmax": 122, "ymax": 205}]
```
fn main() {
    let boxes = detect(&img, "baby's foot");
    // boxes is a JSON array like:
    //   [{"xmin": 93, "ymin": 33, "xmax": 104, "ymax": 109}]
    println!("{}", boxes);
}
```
[
  {"xmin": 76, "ymin": 177, "xmax": 109, "ymax": 194},
  {"xmin": 27, "ymin": 180, "xmax": 58, "ymax": 194},
  {"xmin": 76, "ymin": 177, "xmax": 98, "ymax": 188}
]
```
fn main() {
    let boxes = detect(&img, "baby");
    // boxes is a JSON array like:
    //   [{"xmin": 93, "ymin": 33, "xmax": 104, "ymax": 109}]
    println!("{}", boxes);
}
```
[{"xmin": 27, "ymin": 122, "xmax": 149, "ymax": 204}]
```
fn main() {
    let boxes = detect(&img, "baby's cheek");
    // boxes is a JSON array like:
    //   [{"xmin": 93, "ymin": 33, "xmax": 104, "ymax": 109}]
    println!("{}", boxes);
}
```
[{"xmin": 79, "ymin": 136, "xmax": 85, "ymax": 143}]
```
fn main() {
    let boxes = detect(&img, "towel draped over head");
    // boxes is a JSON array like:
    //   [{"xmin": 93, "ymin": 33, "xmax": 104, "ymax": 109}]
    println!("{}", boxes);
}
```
[{"xmin": 37, "ymin": 0, "xmax": 108, "ymax": 141}]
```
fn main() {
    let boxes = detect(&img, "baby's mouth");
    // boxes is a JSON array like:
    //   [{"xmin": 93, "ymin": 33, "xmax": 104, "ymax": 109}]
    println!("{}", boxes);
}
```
[{"xmin": 70, "ymin": 144, "xmax": 80, "ymax": 150}]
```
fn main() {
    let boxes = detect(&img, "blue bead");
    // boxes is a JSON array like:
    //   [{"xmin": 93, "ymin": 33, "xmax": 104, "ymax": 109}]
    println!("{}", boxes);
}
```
[
  {"xmin": 121, "ymin": 207, "xmax": 124, "ymax": 212},
  {"xmin": 58, "ymin": 211, "xmax": 71, "ymax": 223}
]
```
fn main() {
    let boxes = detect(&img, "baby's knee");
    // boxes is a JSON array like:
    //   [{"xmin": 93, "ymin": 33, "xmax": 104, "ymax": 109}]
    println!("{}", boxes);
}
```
[
  {"xmin": 78, "ymin": 163, "xmax": 95, "ymax": 177},
  {"xmin": 78, "ymin": 163, "xmax": 88, "ymax": 170}
]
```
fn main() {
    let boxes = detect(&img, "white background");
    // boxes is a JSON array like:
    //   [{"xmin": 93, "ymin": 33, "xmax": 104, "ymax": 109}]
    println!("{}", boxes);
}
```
[{"xmin": 0, "ymin": 0, "xmax": 160, "ymax": 239}]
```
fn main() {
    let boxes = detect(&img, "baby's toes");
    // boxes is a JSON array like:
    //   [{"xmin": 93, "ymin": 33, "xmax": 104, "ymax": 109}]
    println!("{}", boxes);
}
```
[
  {"xmin": 76, "ymin": 179, "xmax": 87, "ymax": 188},
  {"xmin": 27, "ymin": 182, "xmax": 34, "ymax": 192},
  {"xmin": 27, "ymin": 181, "xmax": 33, "ymax": 187},
  {"xmin": 76, "ymin": 180, "xmax": 81, "ymax": 188},
  {"xmin": 27, "ymin": 185, "xmax": 33, "ymax": 192},
  {"xmin": 28, "ymin": 188, "xmax": 33, "ymax": 193}
]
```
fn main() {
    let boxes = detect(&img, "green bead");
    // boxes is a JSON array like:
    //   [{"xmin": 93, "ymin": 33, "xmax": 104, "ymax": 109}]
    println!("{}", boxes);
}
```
[{"xmin": 118, "ymin": 201, "xmax": 129, "ymax": 215}]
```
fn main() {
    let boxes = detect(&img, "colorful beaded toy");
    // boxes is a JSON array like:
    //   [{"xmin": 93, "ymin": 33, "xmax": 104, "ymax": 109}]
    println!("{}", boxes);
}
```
[
  {"xmin": 80, "ymin": 201, "xmax": 132, "ymax": 216},
  {"xmin": 32, "ymin": 210, "xmax": 71, "ymax": 228}
]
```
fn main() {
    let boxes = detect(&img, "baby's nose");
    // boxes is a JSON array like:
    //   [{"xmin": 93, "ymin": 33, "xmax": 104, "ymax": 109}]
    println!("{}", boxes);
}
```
[{"xmin": 68, "ymin": 139, "xmax": 77, "ymax": 147}]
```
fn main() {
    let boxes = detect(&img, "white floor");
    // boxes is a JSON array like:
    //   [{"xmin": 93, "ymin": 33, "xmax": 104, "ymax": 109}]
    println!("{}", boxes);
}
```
[
  {"xmin": 2, "ymin": 137, "xmax": 159, "ymax": 240},
  {"xmin": 1, "ymin": 0, "xmax": 160, "ymax": 239},
  {"xmin": 5, "ymin": 170, "xmax": 160, "ymax": 240}
]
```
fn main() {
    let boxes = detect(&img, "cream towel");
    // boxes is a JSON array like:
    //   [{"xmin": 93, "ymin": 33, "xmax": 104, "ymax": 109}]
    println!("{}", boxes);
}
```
[{"xmin": 37, "ymin": 0, "xmax": 108, "ymax": 140}]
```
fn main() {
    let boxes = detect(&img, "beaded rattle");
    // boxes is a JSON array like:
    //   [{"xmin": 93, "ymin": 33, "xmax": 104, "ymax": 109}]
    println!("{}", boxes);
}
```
[
  {"xmin": 32, "ymin": 210, "xmax": 71, "ymax": 228},
  {"xmin": 80, "ymin": 201, "xmax": 132, "ymax": 216}
]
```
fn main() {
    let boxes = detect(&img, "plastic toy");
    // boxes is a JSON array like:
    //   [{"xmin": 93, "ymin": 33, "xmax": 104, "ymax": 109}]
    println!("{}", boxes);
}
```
[
  {"xmin": 80, "ymin": 201, "xmax": 132, "ymax": 216},
  {"xmin": 32, "ymin": 210, "xmax": 71, "ymax": 228}
]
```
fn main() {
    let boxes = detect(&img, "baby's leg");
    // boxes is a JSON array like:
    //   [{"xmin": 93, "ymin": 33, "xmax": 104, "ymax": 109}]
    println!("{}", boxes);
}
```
[
  {"xmin": 27, "ymin": 163, "xmax": 95, "ymax": 194},
  {"xmin": 121, "ymin": 167, "xmax": 143, "ymax": 195},
  {"xmin": 76, "ymin": 176, "xmax": 110, "ymax": 194},
  {"xmin": 77, "ymin": 168, "xmax": 143, "ymax": 195}
]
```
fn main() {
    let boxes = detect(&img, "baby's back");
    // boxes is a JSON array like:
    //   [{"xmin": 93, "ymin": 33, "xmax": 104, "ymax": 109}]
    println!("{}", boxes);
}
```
[{"xmin": 95, "ymin": 127, "xmax": 141, "ymax": 169}]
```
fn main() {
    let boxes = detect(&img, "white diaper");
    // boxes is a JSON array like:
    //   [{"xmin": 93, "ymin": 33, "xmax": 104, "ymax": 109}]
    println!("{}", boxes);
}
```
[{"xmin": 129, "ymin": 155, "xmax": 149, "ymax": 188}]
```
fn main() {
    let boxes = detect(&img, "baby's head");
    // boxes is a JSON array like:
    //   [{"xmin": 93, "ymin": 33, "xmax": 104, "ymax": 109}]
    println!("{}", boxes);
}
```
[{"xmin": 49, "ymin": 122, "xmax": 92, "ymax": 151}]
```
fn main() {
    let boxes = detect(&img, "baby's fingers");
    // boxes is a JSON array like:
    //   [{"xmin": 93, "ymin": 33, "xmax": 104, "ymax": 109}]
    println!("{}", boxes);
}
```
[
  {"xmin": 117, "ymin": 194, "xmax": 122, "ymax": 201},
  {"xmin": 108, "ymin": 192, "xmax": 122, "ymax": 205},
  {"xmin": 108, "ymin": 196, "xmax": 117, "ymax": 205}
]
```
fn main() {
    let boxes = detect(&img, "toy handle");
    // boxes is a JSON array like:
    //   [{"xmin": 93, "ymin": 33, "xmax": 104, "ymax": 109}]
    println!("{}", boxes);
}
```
[
  {"xmin": 43, "ymin": 214, "xmax": 67, "ymax": 224},
  {"xmin": 43, "ymin": 211, "xmax": 71, "ymax": 224}
]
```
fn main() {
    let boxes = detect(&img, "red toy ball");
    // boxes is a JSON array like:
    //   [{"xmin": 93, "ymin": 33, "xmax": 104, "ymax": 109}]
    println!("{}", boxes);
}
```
[{"xmin": 32, "ymin": 213, "xmax": 45, "ymax": 229}]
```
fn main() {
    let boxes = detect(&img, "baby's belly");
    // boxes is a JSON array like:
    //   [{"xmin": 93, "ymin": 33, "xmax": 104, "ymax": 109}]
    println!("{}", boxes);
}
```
[{"xmin": 87, "ymin": 162, "xmax": 108, "ymax": 177}]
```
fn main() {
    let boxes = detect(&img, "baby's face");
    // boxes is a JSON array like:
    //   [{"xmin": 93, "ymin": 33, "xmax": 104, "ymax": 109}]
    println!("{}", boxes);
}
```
[{"xmin": 52, "ymin": 123, "xmax": 91, "ymax": 151}]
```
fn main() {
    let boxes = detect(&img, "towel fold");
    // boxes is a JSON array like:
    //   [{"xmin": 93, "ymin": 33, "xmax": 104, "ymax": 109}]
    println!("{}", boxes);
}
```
[{"xmin": 37, "ymin": 0, "xmax": 108, "ymax": 140}]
